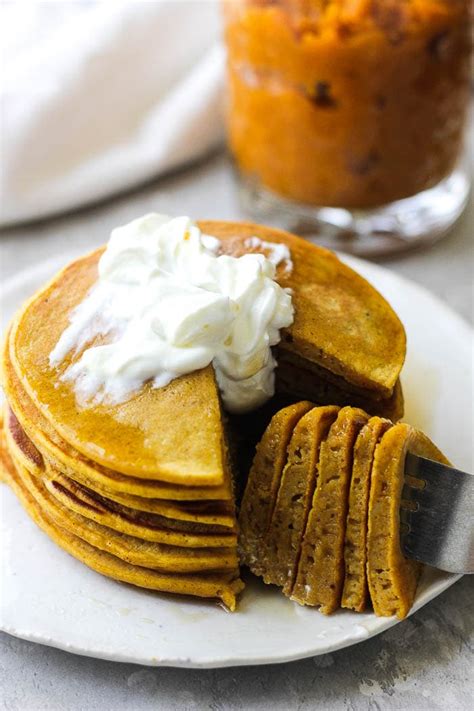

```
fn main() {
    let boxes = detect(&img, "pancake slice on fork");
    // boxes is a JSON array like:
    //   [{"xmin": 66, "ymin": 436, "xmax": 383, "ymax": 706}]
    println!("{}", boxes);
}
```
[
  {"xmin": 367, "ymin": 424, "xmax": 450, "ymax": 619},
  {"xmin": 261, "ymin": 406, "xmax": 340, "ymax": 591},
  {"xmin": 341, "ymin": 416, "xmax": 392, "ymax": 612},
  {"xmin": 291, "ymin": 407, "xmax": 369, "ymax": 613},
  {"xmin": 238, "ymin": 401, "xmax": 313, "ymax": 575}
]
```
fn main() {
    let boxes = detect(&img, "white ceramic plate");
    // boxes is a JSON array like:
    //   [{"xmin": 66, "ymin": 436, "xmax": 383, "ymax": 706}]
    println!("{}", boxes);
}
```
[{"xmin": 0, "ymin": 254, "xmax": 471, "ymax": 668}]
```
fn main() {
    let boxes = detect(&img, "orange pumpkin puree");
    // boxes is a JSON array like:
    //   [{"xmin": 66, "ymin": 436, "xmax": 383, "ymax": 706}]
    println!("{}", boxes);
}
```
[{"xmin": 223, "ymin": 0, "xmax": 472, "ymax": 208}]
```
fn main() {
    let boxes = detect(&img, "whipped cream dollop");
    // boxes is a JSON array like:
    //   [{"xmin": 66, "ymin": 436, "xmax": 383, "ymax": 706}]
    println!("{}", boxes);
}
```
[{"xmin": 49, "ymin": 214, "xmax": 294, "ymax": 413}]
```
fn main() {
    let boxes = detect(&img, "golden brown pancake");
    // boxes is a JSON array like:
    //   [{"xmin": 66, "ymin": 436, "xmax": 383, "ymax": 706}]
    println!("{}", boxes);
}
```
[
  {"xmin": 4, "ymin": 397, "xmax": 235, "ymax": 528},
  {"xmin": 261, "ymin": 406, "xmax": 340, "ymax": 591},
  {"xmin": 202, "ymin": 221, "xmax": 406, "ymax": 398},
  {"xmin": 292, "ymin": 407, "xmax": 369, "ymax": 613},
  {"xmin": 2, "ymin": 346, "xmax": 232, "ymax": 503},
  {"xmin": 2, "ymin": 386, "xmax": 238, "ymax": 549},
  {"xmin": 10, "ymin": 456, "xmax": 238, "ymax": 574},
  {"xmin": 1, "ymin": 220, "xmax": 407, "ymax": 613},
  {"xmin": 341, "ymin": 416, "xmax": 392, "ymax": 612},
  {"xmin": 367, "ymin": 424, "xmax": 450, "ymax": 619},
  {"xmin": 9, "ymin": 252, "xmax": 226, "ymax": 485},
  {"xmin": 9, "ymin": 222, "xmax": 405, "ymax": 489},
  {"xmin": 78, "ymin": 486, "xmax": 235, "ymax": 524},
  {"xmin": 238, "ymin": 401, "xmax": 313, "ymax": 574},
  {"xmin": 0, "ymin": 436, "xmax": 243, "ymax": 610}
]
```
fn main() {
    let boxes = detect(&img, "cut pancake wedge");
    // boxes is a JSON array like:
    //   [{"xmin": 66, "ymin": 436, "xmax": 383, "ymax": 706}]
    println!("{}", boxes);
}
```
[
  {"xmin": 3, "ymin": 341, "xmax": 232, "ymax": 502},
  {"xmin": 0, "ymin": 437, "xmax": 243, "ymax": 610},
  {"xmin": 367, "ymin": 424, "xmax": 450, "ymax": 619},
  {"xmin": 238, "ymin": 401, "xmax": 313, "ymax": 573},
  {"xmin": 2, "ymin": 350, "xmax": 233, "ymax": 508},
  {"xmin": 291, "ymin": 407, "xmax": 369, "ymax": 613},
  {"xmin": 262, "ymin": 406, "xmax": 340, "ymax": 591},
  {"xmin": 341, "ymin": 416, "xmax": 392, "ymax": 612}
]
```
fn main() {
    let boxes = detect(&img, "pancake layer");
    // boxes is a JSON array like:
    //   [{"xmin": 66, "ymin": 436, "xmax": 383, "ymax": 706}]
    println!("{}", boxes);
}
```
[
  {"xmin": 262, "ymin": 406, "xmax": 339, "ymax": 591},
  {"xmin": 292, "ymin": 407, "xmax": 369, "ymax": 613},
  {"xmin": 341, "ymin": 417, "xmax": 392, "ymax": 612}
]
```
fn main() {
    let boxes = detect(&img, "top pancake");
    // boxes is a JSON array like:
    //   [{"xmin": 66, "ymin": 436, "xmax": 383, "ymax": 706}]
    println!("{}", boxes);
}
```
[
  {"xmin": 203, "ymin": 222, "xmax": 406, "ymax": 397},
  {"xmin": 9, "ymin": 252, "xmax": 226, "ymax": 485},
  {"xmin": 9, "ymin": 221, "xmax": 405, "ymax": 484}
]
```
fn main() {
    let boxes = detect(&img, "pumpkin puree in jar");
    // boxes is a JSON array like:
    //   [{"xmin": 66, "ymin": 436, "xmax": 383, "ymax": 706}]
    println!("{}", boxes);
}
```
[{"xmin": 223, "ymin": 0, "xmax": 472, "ymax": 209}]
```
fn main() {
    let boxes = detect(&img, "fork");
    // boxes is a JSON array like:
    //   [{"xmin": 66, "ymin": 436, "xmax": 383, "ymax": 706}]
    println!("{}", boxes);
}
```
[{"xmin": 401, "ymin": 453, "xmax": 474, "ymax": 574}]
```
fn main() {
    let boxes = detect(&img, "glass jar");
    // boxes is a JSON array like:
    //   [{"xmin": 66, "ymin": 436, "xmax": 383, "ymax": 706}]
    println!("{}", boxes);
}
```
[{"xmin": 223, "ymin": 0, "xmax": 472, "ymax": 255}]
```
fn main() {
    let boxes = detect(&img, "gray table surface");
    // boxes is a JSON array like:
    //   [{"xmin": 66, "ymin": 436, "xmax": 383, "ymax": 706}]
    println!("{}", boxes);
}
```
[{"xmin": 0, "ymin": 152, "xmax": 473, "ymax": 711}]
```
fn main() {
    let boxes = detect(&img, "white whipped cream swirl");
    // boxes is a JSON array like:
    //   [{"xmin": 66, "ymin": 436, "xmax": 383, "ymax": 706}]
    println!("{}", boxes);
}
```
[{"xmin": 49, "ymin": 214, "xmax": 294, "ymax": 413}]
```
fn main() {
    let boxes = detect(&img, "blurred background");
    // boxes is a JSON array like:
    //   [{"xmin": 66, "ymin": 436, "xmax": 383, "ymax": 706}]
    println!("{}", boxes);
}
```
[
  {"xmin": 1, "ymin": 0, "xmax": 226, "ymax": 225},
  {"xmin": 1, "ymin": 1, "xmax": 472, "ymax": 252}
]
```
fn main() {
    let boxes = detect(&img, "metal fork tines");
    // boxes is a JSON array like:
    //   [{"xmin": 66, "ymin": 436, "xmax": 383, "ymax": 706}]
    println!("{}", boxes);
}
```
[{"xmin": 401, "ymin": 453, "xmax": 474, "ymax": 574}]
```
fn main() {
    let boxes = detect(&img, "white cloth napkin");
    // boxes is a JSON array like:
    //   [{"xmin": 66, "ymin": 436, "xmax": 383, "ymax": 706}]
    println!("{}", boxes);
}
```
[{"xmin": 0, "ymin": 0, "xmax": 225, "ymax": 226}]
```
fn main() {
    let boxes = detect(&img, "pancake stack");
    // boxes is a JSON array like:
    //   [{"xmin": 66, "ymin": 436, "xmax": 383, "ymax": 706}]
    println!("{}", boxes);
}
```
[
  {"xmin": 1, "ymin": 308, "xmax": 244, "ymax": 609},
  {"xmin": 239, "ymin": 403, "xmax": 450, "ymax": 619},
  {"xmin": 1, "ymin": 220, "xmax": 408, "ymax": 610}
]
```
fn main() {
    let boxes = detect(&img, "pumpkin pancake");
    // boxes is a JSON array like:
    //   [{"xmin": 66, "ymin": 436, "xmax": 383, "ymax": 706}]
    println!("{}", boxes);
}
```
[
  {"xmin": 4, "ymin": 400, "xmax": 235, "ymax": 528},
  {"xmin": 10, "ymin": 457, "xmax": 237, "ymax": 574},
  {"xmin": 0, "ymin": 438, "xmax": 243, "ymax": 609},
  {"xmin": 1, "ymin": 218, "xmax": 407, "ymax": 613},
  {"xmin": 79, "ymin": 486, "xmax": 235, "ymax": 525},
  {"xmin": 3, "ymin": 418, "xmax": 235, "ymax": 540},
  {"xmin": 2, "ymin": 368, "xmax": 237, "ymax": 546},
  {"xmin": 9, "ymin": 222, "xmax": 405, "ymax": 488},
  {"xmin": 341, "ymin": 417, "xmax": 392, "ymax": 612},
  {"xmin": 367, "ymin": 424, "xmax": 450, "ymax": 619},
  {"xmin": 40, "ymin": 470, "xmax": 237, "ymax": 548},
  {"xmin": 261, "ymin": 406, "xmax": 340, "ymax": 591},
  {"xmin": 292, "ymin": 407, "xmax": 369, "ymax": 613},
  {"xmin": 9, "ymin": 252, "xmax": 226, "ymax": 485},
  {"xmin": 202, "ymin": 221, "xmax": 406, "ymax": 399},
  {"xmin": 2, "ymin": 344, "xmax": 232, "ymax": 503},
  {"xmin": 238, "ymin": 401, "xmax": 313, "ymax": 574}
]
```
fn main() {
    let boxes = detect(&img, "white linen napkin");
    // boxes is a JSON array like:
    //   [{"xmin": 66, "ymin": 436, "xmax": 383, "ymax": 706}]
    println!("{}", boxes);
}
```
[{"xmin": 0, "ymin": 0, "xmax": 225, "ymax": 226}]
